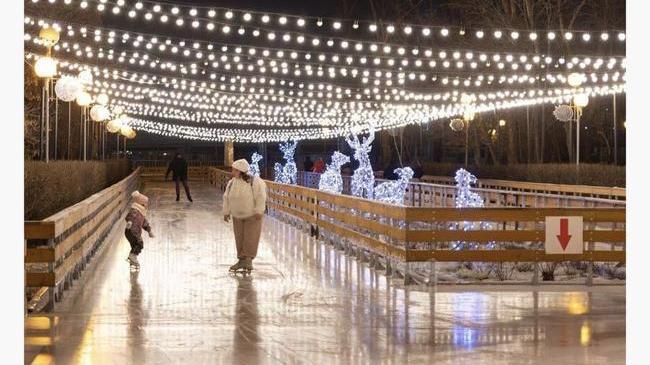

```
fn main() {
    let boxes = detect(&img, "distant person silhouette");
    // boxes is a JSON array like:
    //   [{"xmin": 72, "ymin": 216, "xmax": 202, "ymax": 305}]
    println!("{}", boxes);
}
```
[
  {"xmin": 166, "ymin": 152, "xmax": 193, "ymax": 202},
  {"xmin": 312, "ymin": 157, "xmax": 325, "ymax": 173},
  {"xmin": 303, "ymin": 156, "xmax": 314, "ymax": 172}
]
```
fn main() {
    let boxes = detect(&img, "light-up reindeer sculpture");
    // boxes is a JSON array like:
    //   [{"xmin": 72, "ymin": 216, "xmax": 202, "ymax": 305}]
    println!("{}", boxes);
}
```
[
  {"xmin": 279, "ymin": 140, "xmax": 298, "ymax": 185},
  {"xmin": 249, "ymin": 152, "xmax": 262, "ymax": 177},
  {"xmin": 346, "ymin": 127, "xmax": 375, "ymax": 199},
  {"xmin": 318, "ymin": 151, "xmax": 350, "ymax": 194},
  {"xmin": 374, "ymin": 167, "xmax": 414, "ymax": 205}
]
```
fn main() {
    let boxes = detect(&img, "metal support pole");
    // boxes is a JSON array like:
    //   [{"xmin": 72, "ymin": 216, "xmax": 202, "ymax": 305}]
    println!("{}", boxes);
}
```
[
  {"xmin": 102, "ymin": 125, "xmax": 105, "ymax": 160},
  {"xmin": 613, "ymin": 94, "xmax": 617, "ymax": 165},
  {"xmin": 54, "ymin": 85, "xmax": 58, "ymax": 160},
  {"xmin": 83, "ymin": 107, "xmax": 87, "ymax": 161},
  {"xmin": 40, "ymin": 85, "xmax": 45, "ymax": 160},
  {"xmin": 576, "ymin": 108, "xmax": 581, "ymax": 166},
  {"xmin": 526, "ymin": 105, "xmax": 530, "ymax": 163},
  {"xmin": 44, "ymin": 81, "xmax": 50, "ymax": 163},
  {"xmin": 464, "ymin": 123, "xmax": 469, "ymax": 167},
  {"xmin": 67, "ymin": 102, "xmax": 71, "ymax": 160},
  {"xmin": 116, "ymin": 134, "xmax": 120, "ymax": 159}
]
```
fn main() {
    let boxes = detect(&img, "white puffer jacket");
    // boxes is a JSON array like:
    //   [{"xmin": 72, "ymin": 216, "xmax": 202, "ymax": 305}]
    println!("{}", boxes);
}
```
[{"xmin": 222, "ymin": 176, "xmax": 267, "ymax": 219}]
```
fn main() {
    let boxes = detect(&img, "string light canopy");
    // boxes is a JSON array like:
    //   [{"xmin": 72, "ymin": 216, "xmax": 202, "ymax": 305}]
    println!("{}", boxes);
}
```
[{"xmin": 25, "ymin": 1, "xmax": 626, "ymax": 142}]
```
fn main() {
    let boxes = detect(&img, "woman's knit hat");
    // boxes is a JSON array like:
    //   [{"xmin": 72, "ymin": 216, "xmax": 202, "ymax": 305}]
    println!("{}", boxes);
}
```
[
  {"xmin": 232, "ymin": 159, "xmax": 250, "ymax": 173},
  {"xmin": 131, "ymin": 190, "xmax": 149, "ymax": 207}
]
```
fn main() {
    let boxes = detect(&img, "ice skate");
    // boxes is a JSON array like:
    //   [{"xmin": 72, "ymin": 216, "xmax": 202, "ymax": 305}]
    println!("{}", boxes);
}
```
[
  {"xmin": 127, "ymin": 253, "xmax": 140, "ymax": 270},
  {"xmin": 229, "ymin": 259, "xmax": 252, "ymax": 275}
]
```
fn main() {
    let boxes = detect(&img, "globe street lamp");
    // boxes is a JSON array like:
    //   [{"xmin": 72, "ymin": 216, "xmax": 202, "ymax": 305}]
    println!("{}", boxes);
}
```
[{"xmin": 35, "ymin": 27, "xmax": 60, "ymax": 162}]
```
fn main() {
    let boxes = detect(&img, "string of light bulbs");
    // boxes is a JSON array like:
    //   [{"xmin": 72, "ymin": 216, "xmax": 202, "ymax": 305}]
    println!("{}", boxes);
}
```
[{"xmin": 27, "ymin": 0, "xmax": 626, "ymax": 47}]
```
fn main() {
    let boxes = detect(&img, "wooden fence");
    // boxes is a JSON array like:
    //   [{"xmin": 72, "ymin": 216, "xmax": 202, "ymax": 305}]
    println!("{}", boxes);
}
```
[
  {"xmin": 24, "ymin": 167, "xmax": 141, "ymax": 311},
  {"xmin": 297, "ymin": 171, "xmax": 625, "ymax": 209},
  {"xmin": 211, "ymin": 168, "xmax": 625, "ymax": 285}
]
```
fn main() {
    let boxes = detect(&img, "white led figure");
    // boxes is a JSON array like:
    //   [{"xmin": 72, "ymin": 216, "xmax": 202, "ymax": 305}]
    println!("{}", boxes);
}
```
[
  {"xmin": 318, "ymin": 151, "xmax": 350, "ymax": 194},
  {"xmin": 346, "ymin": 126, "xmax": 375, "ymax": 199},
  {"xmin": 451, "ymin": 168, "xmax": 493, "ymax": 250},
  {"xmin": 454, "ymin": 168, "xmax": 484, "ymax": 208},
  {"xmin": 374, "ymin": 167, "xmax": 414, "ymax": 205},
  {"xmin": 249, "ymin": 152, "xmax": 262, "ymax": 177},
  {"xmin": 274, "ymin": 162, "xmax": 287, "ymax": 183},
  {"xmin": 279, "ymin": 140, "xmax": 297, "ymax": 184}
]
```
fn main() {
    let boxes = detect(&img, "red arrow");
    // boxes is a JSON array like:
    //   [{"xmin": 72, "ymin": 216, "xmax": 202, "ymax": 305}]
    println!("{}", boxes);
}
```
[{"xmin": 556, "ymin": 218, "xmax": 572, "ymax": 250}]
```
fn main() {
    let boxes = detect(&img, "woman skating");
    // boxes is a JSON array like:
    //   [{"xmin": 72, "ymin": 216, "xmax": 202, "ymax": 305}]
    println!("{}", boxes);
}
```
[{"xmin": 223, "ymin": 159, "xmax": 268, "ymax": 273}]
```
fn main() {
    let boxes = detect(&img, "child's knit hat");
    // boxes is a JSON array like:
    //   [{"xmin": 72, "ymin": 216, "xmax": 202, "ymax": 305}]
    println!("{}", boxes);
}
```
[{"xmin": 131, "ymin": 190, "xmax": 149, "ymax": 207}]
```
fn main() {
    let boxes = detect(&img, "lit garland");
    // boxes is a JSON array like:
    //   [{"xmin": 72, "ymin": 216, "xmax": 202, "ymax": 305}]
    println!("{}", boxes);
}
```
[
  {"xmin": 24, "ymin": 17, "xmax": 625, "ymax": 86},
  {"xmin": 249, "ymin": 152, "xmax": 262, "ymax": 177},
  {"xmin": 27, "ymin": 0, "xmax": 625, "ymax": 47},
  {"xmin": 346, "ymin": 126, "xmax": 375, "ymax": 199},
  {"xmin": 318, "ymin": 151, "xmax": 350, "ymax": 194},
  {"xmin": 373, "ymin": 167, "xmax": 414, "ymax": 205}
]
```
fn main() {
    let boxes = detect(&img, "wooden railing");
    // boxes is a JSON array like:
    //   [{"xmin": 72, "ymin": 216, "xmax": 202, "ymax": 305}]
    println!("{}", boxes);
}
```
[
  {"xmin": 210, "ymin": 168, "xmax": 625, "ymax": 285},
  {"xmin": 24, "ymin": 168, "xmax": 141, "ymax": 311},
  {"xmin": 296, "ymin": 171, "xmax": 625, "ymax": 209},
  {"xmin": 420, "ymin": 175, "xmax": 626, "ymax": 201}
]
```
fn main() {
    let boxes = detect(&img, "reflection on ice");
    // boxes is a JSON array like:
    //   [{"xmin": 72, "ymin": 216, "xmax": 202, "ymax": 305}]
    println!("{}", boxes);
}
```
[{"xmin": 24, "ymin": 182, "xmax": 625, "ymax": 365}]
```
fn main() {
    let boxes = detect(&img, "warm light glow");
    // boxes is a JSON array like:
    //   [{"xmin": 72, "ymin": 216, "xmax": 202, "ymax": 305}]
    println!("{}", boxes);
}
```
[
  {"xmin": 34, "ymin": 56, "xmax": 57, "ymax": 78},
  {"xmin": 573, "ymin": 94, "xmax": 589, "ymax": 107},
  {"xmin": 96, "ymin": 93, "xmax": 109, "ymax": 105},
  {"xmin": 567, "ymin": 72, "xmax": 584, "ymax": 87},
  {"xmin": 498, "ymin": 119, "xmax": 506, "ymax": 127},
  {"xmin": 76, "ymin": 91, "xmax": 92, "ymax": 106}
]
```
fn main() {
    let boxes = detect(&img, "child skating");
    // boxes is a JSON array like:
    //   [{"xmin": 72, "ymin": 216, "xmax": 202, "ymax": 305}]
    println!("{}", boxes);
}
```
[{"xmin": 125, "ymin": 190, "xmax": 154, "ymax": 270}]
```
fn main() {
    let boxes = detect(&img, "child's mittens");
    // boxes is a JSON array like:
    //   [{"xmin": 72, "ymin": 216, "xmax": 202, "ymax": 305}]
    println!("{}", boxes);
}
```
[
  {"xmin": 148, "ymin": 231, "xmax": 155, "ymax": 238},
  {"xmin": 126, "ymin": 221, "xmax": 132, "ymax": 229}
]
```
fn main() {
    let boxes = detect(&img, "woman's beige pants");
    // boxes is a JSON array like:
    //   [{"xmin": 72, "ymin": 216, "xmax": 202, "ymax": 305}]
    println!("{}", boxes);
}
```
[{"xmin": 232, "ymin": 215, "xmax": 263, "ymax": 260}]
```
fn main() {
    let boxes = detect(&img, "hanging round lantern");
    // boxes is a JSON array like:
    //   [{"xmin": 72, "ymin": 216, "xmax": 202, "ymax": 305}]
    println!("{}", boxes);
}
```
[
  {"xmin": 39, "ymin": 27, "xmax": 60, "ymax": 47},
  {"xmin": 78, "ymin": 70, "xmax": 93, "ymax": 85},
  {"xmin": 90, "ymin": 105, "xmax": 110, "ymax": 121},
  {"xmin": 54, "ymin": 76, "xmax": 81, "ymax": 102},
  {"xmin": 34, "ymin": 57, "xmax": 57, "ymax": 78},
  {"xmin": 96, "ymin": 93, "xmax": 109, "ymax": 105},
  {"xmin": 126, "ymin": 128, "xmax": 137, "ymax": 139},
  {"xmin": 76, "ymin": 91, "xmax": 92, "ymax": 106},
  {"xmin": 106, "ymin": 118, "xmax": 122, "ymax": 133},
  {"xmin": 449, "ymin": 118, "xmax": 465, "ymax": 132},
  {"xmin": 120, "ymin": 124, "xmax": 133, "ymax": 137},
  {"xmin": 553, "ymin": 105, "xmax": 574, "ymax": 122},
  {"xmin": 567, "ymin": 72, "xmax": 584, "ymax": 88},
  {"xmin": 112, "ymin": 106, "xmax": 124, "ymax": 115}
]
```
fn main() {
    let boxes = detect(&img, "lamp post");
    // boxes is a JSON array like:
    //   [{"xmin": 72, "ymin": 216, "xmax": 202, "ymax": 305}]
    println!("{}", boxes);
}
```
[
  {"xmin": 34, "ymin": 27, "xmax": 60, "ymax": 162},
  {"xmin": 573, "ymin": 94, "xmax": 589, "ymax": 166}
]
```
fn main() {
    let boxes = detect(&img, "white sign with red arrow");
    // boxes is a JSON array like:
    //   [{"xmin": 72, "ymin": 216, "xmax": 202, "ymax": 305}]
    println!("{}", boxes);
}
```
[{"xmin": 545, "ymin": 216, "xmax": 584, "ymax": 254}]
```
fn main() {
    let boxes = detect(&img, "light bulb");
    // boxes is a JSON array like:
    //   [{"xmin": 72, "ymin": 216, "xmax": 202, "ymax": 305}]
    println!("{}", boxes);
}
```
[{"xmin": 34, "ymin": 56, "xmax": 57, "ymax": 78}]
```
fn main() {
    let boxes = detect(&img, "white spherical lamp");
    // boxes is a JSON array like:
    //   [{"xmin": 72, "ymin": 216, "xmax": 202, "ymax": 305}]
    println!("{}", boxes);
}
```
[
  {"xmin": 76, "ymin": 91, "xmax": 92, "ymax": 106},
  {"xmin": 39, "ymin": 27, "xmax": 60, "ymax": 47},
  {"xmin": 34, "ymin": 57, "xmax": 57, "ymax": 78},
  {"xmin": 567, "ymin": 72, "xmax": 584, "ymax": 87},
  {"xmin": 573, "ymin": 94, "xmax": 589, "ymax": 107},
  {"xmin": 78, "ymin": 70, "xmax": 93, "ymax": 85},
  {"xmin": 54, "ymin": 76, "xmax": 82, "ymax": 102},
  {"xmin": 96, "ymin": 93, "xmax": 109, "ymax": 105},
  {"xmin": 112, "ymin": 106, "xmax": 124, "ymax": 115},
  {"xmin": 553, "ymin": 105, "xmax": 574, "ymax": 122},
  {"xmin": 449, "ymin": 118, "xmax": 465, "ymax": 132},
  {"xmin": 106, "ymin": 118, "xmax": 122, "ymax": 133},
  {"xmin": 498, "ymin": 119, "xmax": 507, "ymax": 127},
  {"xmin": 90, "ymin": 105, "xmax": 110, "ymax": 121}
]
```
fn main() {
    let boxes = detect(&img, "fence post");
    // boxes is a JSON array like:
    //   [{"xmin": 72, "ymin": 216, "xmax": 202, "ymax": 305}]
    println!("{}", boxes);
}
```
[{"xmin": 586, "ymin": 242, "xmax": 594, "ymax": 286}]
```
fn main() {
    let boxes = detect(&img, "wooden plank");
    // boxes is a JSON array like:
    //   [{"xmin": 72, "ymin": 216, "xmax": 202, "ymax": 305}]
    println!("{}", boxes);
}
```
[
  {"xmin": 25, "ymin": 272, "xmax": 55, "ymax": 287},
  {"xmin": 406, "ymin": 249, "xmax": 625, "ymax": 263},
  {"xmin": 405, "ymin": 230, "xmax": 544, "ymax": 242},
  {"xmin": 24, "ymin": 221, "xmax": 56, "ymax": 240},
  {"xmin": 315, "ymin": 203, "xmax": 406, "ymax": 240},
  {"xmin": 404, "ymin": 207, "xmax": 625, "ymax": 223},
  {"xmin": 25, "ymin": 248, "xmax": 55, "ymax": 263},
  {"xmin": 317, "ymin": 219, "xmax": 406, "ymax": 260}
]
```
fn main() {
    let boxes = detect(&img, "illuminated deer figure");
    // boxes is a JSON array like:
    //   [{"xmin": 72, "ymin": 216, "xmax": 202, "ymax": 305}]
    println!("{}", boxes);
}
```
[
  {"xmin": 274, "ymin": 162, "xmax": 287, "ymax": 183},
  {"xmin": 280, "ymin": 140, "xmax": 297, "ymax": 185},
  {"xmin": 318, "ymin": 151, "xmax": 350, "ymax": 194},
  {"xmin": 249, "ymin": 152, "xmax": 262, "ymax": 177},
  {"xmin": 346, "ymin": 127, "xmax": 375, "ymax": 199},
  {"xmin": 374, "ymin": 167, "xmax": 414, "ymax": 205}
]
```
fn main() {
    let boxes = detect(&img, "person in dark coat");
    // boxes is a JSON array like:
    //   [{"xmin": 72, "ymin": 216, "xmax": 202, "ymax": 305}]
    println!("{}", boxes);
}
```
[
  {"xmin": 166, "ymin": 152, "xmax": 193, "ymax": 202},
  {"xmin": 303, "ymin": 156, "xmax": 314, "ymax": 172}
]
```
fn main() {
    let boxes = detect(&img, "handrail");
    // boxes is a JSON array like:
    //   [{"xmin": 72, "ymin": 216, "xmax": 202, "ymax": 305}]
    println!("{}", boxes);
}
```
[
  {"xmin": 24, "ymin": 167, "xmax": 141, "ymax": 311},
  {"xmin": 296, "ymin": 171, "xmax": 625, "ymax": 208},
  {"xmin": 209, "ymin": 167, "xmax": 625, "ymax": 285}
]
